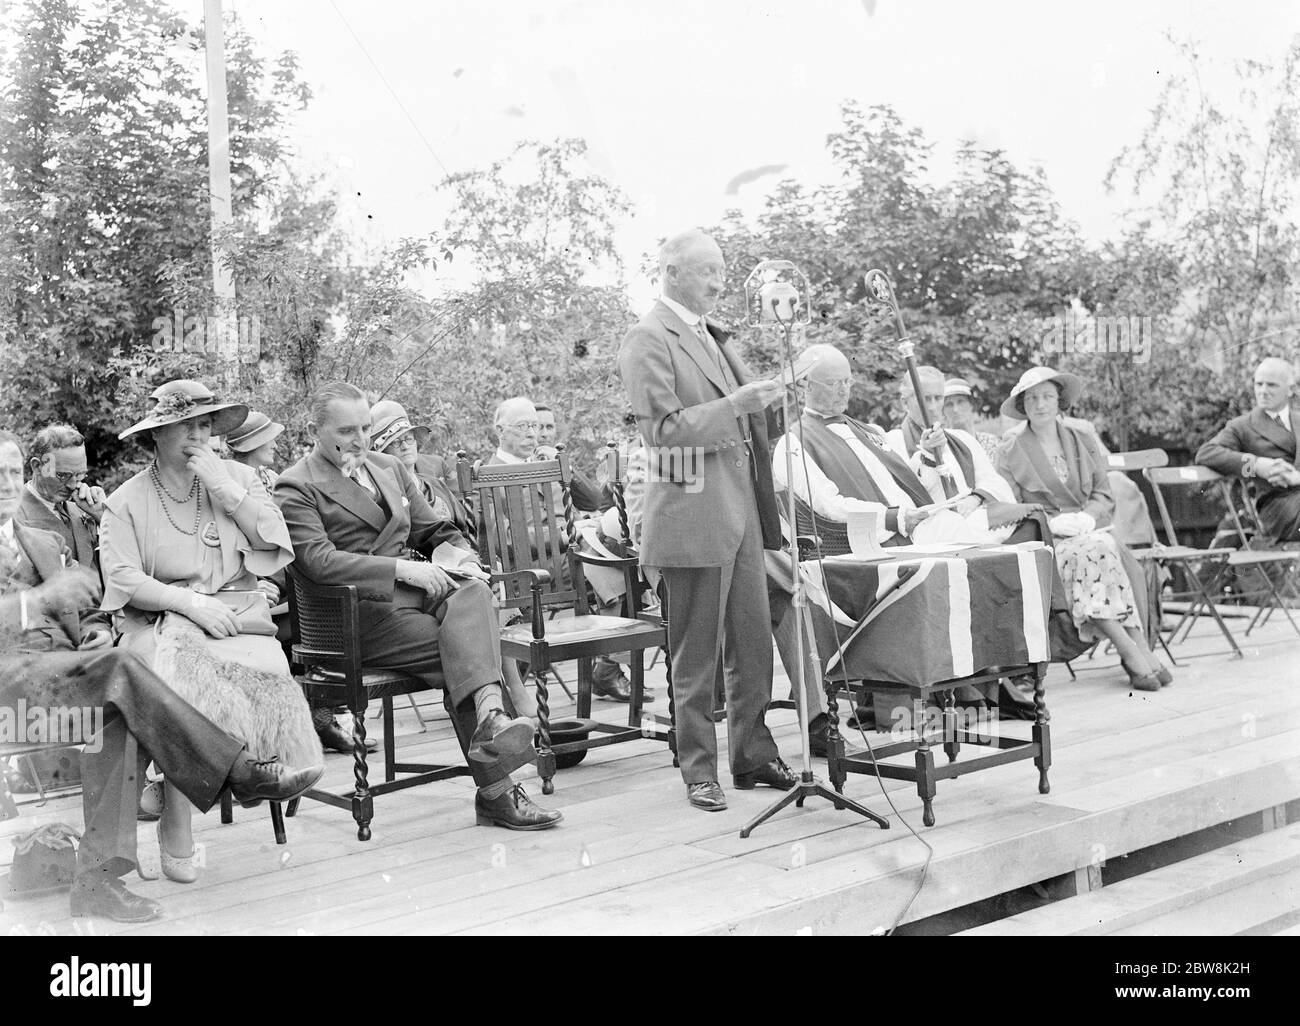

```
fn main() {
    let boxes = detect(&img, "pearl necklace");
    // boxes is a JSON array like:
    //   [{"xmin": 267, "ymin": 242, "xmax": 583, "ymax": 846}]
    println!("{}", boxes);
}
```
[{"xmin": 150, "ymin": 462, "xmax": 203, "ymax": 536}]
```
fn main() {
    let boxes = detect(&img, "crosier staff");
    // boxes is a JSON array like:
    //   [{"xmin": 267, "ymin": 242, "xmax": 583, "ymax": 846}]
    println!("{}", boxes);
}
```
[{"xmin": 864, "ymin": 269, "xmax": 958, "ymax": 500}]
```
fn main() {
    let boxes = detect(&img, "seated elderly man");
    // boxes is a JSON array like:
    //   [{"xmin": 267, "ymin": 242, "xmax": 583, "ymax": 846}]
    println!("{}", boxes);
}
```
[
  {"xmin": 770, "ymin": 347, "xmax": 1039, "ymax": 734},
  {"xmin": 274, "ymin": 383, "xmax": 562, "ymax": 831},
  {"xmin": 772, "ymin": 345, "xmax": 1026, "ymax": 548},
  {"xmin": 884, "ymin": 364, "xmax": 1020, "ymax": 539},
  {"xmin": 15, "ymin": 423, "xmax": 106, "ymax": 581},
  {"xmin": 0, "ymin": 429, "xmax": 319, "ymax": 922},
  {"xmin": 533, "ymin": 402, "xmax": 605, "ymax": 513},
  {"xmin": 488, "ymin": 396, "xmax": 645, "ymax": 703},
  {"xmin": 1197, "ymin": 356, "xmax": 1300, "ymax": 545}
]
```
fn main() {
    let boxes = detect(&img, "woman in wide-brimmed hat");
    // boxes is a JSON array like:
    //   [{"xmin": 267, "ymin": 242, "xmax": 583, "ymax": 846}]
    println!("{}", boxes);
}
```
[
  {"xmin": 100, "ymin": 380, "xmax": 319, "ymax": 883},
  {"xmin": 995, "ymin": 367, "xmax": 1171, "ymax": 691}
]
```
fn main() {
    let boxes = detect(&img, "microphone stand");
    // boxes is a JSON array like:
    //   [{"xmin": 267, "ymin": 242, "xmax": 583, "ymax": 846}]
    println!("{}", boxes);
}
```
[{"xmin": 739, "ymin": 302, "xmax": 890, "ymax": 838}]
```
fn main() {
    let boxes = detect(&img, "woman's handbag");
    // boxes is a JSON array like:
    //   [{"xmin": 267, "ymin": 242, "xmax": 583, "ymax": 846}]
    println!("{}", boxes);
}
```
[{"xmin": 207, "ymin": 590, "xmax": 278, "ymax": 636}]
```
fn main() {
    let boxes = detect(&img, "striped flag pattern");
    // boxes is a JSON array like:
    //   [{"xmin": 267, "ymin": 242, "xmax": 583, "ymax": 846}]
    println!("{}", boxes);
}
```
[{"xmin": 799, "ymin": 544, "xmax": 1055, "ymax": 686}]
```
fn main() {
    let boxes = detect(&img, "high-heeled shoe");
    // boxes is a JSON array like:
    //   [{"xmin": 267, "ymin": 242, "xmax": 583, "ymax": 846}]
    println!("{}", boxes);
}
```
[
  {"xmin": 1156, "ymin": 664, "xmax": 1173, "ymax": 687},
  {"xmin": 1121, "ymin": 659, "xmax": 1162, "ymax": 692},
  {"xmin": 156, "ymin": 822, "xmax": 200, "ymax": 884}
]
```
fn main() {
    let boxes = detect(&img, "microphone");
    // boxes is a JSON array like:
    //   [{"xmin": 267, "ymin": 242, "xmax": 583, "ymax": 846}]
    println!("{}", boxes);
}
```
[{"xmin": 743, "ymin": 260, "xmax": 812, "ymax": 328}]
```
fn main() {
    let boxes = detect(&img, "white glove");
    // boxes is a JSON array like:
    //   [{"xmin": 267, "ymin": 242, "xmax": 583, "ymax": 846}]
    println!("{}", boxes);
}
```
[{"xmin": 1048, "ymin": 511, "xmax": 1096, "ymax": 538}]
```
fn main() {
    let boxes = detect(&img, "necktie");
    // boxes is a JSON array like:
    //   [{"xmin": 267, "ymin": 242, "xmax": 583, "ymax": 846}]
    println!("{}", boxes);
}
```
[{"xmin": 350, "ymin": 468, "xmax": 376, "ymax": 497}]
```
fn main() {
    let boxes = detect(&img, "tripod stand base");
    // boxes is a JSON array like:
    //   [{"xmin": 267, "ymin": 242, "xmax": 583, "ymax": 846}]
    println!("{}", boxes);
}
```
[{"xmin": 738, "ymin": 772, "xmax": 889, "ymax": 838}]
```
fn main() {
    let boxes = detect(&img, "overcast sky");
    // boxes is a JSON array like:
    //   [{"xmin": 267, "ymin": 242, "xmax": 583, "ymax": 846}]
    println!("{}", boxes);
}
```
[{"xmin": 206, "ymin": 0, "xmax": 1299, "ymax": 304}]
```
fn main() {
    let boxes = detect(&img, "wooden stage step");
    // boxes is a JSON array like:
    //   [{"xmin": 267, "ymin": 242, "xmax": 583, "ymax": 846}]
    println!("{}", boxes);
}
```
[{"xmin": 959, "ymin": 821, "xmax": 1300, "ymax": 936}]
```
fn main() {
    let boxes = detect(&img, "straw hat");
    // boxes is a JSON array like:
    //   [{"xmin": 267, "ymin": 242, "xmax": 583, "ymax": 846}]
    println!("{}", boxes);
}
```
[
  {"xmin": 226, "ymin": 411, "xmax": 284, "ymax": 453},
  {"xmin": 370, "ymin": 400, "xmax": 430, "ymax": 452},
  {"xmin": 999, "ymin": 367, "xmax": 1084, "ymax": 420},
  {"xmin": 119, "ymin": 380, "xmax": 249, "ymax": 440}
]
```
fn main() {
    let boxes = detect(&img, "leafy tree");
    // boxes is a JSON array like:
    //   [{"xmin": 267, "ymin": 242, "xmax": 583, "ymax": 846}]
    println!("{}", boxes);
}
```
[
  {"xmin": 1104, "ymin": 33, "xmax": 1300, "ymax": 428},
  {"xmin": 707, "ymin": 103, "xmax": 1091, "ymax": 429},
  {"xmin": 0, "ymin": 0, "xmax": 311, "ymax": 482}
]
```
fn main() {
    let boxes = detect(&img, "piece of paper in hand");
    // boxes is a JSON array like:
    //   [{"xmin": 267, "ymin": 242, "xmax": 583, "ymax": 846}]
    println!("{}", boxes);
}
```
[
  {"xmin": 773, "ymin": 362, "xmax": 812, "ymax": 389},
  {"xmin": 846, "ymin": 511, "xmax": 882, "ymax": 556}
]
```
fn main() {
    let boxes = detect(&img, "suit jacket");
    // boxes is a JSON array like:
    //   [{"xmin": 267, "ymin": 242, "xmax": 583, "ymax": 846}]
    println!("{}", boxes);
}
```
[
  {"xmin": 274, "ymin": 449, "xmax": 468, "ymax": 606},
  {"xmin": 4, "ymin": 522, "xmax": 98, "ymax": 648},
  {"xmin": 418, "ymin": 467, "xmax": 474, "ymax": 539},
  {"xmin": 617, "ymin": 301, "xmax": 781, "ymax": 567},
  {"xmin": 1196, "ymin": 406, "xmax": 1299, "ymax": 513},
  {"xmin": 14, "ymin": 487, "xmax": 100, "ymax": 572}
]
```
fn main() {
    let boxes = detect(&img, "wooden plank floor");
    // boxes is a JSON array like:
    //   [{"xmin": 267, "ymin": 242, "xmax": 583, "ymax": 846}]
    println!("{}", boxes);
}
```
[{"xmin": 3, "ymin": 609, "xmax": 1298, "ymax": 936}]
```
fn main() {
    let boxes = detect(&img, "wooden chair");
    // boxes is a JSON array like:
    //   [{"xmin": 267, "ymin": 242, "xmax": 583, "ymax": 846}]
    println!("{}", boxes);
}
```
[
  {"xmin": 457, "ymin": 446, "xmax": 671, "ymax": 794},
  {"xmin": 283, "ymin": 566, "xmax": 471, "ymax": 840},
  {"xmin": 1145, "ymin": 464, "xmax": 1300, "ymax": 652}
]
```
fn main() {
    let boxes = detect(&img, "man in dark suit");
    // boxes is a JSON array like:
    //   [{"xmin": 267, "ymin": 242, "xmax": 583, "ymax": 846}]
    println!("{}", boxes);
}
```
[
  {"xmin": 275, "ymin": 382, "xmax": 561, "ymax": 830},
  {"xmin": 1197, "ymin": 357, "xmax": 1300, "ymax": 544},
  {"xmin": 617, "ymin": 229, "xmax": 796, "ymax": 812},
  {"xmin": 14, "ymin": 423, "xmax": 104, "ymax": 580},
  {"xmin": 0, "ymin": 429, "xmax": 320, "ymax": 922}
]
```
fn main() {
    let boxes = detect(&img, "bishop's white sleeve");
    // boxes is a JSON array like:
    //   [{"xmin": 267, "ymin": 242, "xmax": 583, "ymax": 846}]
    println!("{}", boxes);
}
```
[{"xmin": 771, "ymin": 434, "xmax": 909, "ymax": 543}]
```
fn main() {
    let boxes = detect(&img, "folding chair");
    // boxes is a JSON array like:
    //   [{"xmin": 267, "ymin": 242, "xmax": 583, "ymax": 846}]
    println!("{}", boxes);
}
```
[
  {"xmin": 1105, "ymin": 449, "xmax": 1211, "ymax": 664},
  {"xmin": 1145, "ymin": 464, "xmax": 1300, "ymax": 654}
]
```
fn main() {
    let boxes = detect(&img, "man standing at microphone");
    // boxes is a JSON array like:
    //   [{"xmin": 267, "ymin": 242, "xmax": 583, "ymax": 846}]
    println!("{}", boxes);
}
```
[{"xmin": 618, "ymin": 230, "xmax": 796, "ymax": 812}]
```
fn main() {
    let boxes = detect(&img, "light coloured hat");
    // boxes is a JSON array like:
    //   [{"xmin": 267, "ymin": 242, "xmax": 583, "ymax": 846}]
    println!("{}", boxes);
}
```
[
  {"xmin": 943, "ymin": 377, "xmax": 975, "ymax": 400},
  {"xmin": 1000, "ymin": 366, "xmax": 1084, "ymax": 420},
  {"xmin": 119, "ymin": 380, "xmax": 249, "ymax": 440},
  {"xmin": 370, "ymin": 399, "xmax": 430, "ymax": 452},
  {"xmin": 226, "ymin": 410, "xmax": 284, "ymax": 452}
]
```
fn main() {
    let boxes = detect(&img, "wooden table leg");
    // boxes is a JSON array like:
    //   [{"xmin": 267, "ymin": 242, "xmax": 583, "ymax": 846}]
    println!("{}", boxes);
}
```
[
  {"xmin": 942, "ymin": 689, "xmax": 960, "ymax": 764},
  {"xmin": 1033, "ymin": 669, "xmax": 1052, "ymax": 795}
]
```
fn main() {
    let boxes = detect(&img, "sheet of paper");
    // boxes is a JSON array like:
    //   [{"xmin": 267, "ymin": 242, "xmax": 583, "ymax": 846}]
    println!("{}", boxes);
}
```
[
  {"xmin": 773, "ymin": 362, "xmax": 812, "ymax": 389},
  {"xmin": 846, "ymin": 510, "xmax": 883, "ymax": 556}
]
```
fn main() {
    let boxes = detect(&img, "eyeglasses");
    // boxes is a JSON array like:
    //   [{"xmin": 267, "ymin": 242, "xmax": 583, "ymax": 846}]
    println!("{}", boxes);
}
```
[
  {"xmin": 809, "ymin": 378, "xmax": 851, "ymax": 392},
  {"xmin": 53, "ymin": 470, "xmax": 87, "ymax": 484},
  {"xmin": 504, "ymin": 421, "xmax": 539, "ymax": 432}
]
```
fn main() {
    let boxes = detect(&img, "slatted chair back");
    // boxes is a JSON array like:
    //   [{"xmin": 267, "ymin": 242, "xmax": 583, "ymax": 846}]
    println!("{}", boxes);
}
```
[{"xmin": 456, "ymin": 447, "xmax": 584, "ymax": 614}]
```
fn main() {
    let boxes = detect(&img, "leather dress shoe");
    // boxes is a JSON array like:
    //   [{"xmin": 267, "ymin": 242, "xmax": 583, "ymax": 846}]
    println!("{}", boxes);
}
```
[
  {"xmin": 318, "ymin": 719, "xmax": 379, "ymax": 755},
  {"xmin": 70, "ymin": 875, "xmax": 163, "ymax": 923},
  {"xmin": 227, "ymin": 755, "xmax": 325, "ymax": 807},
  {"xmin": 733, "ymin": 757, "xmax": 798, "ymax": 791},
  {"xmin": 592, "ymin": 660, "xmax": 657, "ymax": 704},
  {"xmin": 686, "ymin": 781, "xmax": 728, "ymax": 811},
  {"xmin": 468, "ymin": 710, "xmax": 535, "ymax": 764},
  {"xmin": 475, "ymin": 783, "xmax": 563, "ymax": 830}
]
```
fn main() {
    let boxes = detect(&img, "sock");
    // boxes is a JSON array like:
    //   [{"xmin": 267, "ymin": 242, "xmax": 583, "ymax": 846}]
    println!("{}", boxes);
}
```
[
  {"xmin": 478, "ymin": 775, "xmax": 514, "ymax": 800},
  {"xmin": 474, "ymin": 682, "xmax": 505, "ymax": 725}
]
